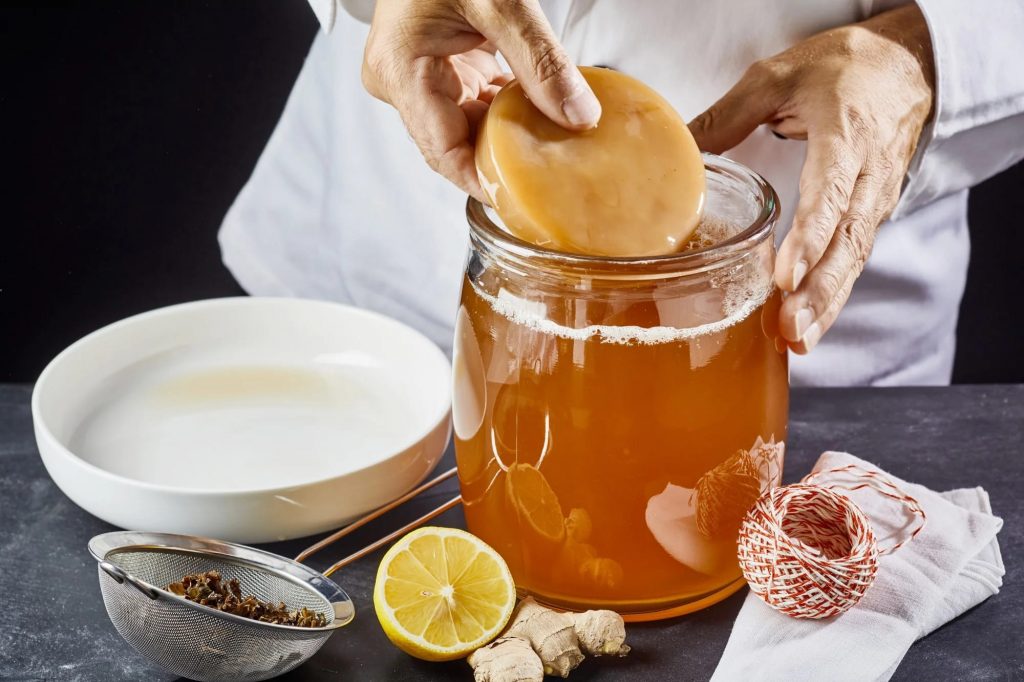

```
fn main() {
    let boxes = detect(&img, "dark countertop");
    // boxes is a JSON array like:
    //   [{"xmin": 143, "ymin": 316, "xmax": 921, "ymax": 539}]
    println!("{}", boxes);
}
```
[{"xmin": 2, "ymin": 384, "xmax": 1021, "ymax": 681}]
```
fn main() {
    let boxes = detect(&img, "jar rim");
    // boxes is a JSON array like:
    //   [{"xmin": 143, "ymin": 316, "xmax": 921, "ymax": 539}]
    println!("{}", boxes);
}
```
[{"xmin": 466, "ymin": 152, "xmax": 779, "ymax": 276}]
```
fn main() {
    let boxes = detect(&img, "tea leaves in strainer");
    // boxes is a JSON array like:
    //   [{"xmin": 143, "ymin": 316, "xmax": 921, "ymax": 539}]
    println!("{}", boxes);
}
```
[
  {"xmin": 88, "ymin": 467, "xmax": 461, "ymax": 681},
  {"xmin": 89, "ymin": 531, "xmax": 354, "ymax": 682}
]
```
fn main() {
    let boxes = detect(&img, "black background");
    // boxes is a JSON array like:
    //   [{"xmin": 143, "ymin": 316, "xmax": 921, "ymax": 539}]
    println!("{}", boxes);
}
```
[{"xmin": 2, "ymin": 1, "xmax": 1022, "ymax": 383}]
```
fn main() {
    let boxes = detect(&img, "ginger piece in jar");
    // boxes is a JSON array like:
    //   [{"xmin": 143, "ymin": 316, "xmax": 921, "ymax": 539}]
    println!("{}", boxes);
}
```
[{"xmin": 476, "ymin": 66, "xmax": 705, "ymax": 257}]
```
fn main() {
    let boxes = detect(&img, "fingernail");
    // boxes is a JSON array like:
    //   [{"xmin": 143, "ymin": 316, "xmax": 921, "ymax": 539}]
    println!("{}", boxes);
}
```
[
  {"xmin": 802, "ymin": 322, "xmax": 822, "ymax": 351},
  {"xmin": 774, "ymin": 336, "xmax": 788, "ymax": 354},
  {"xmin": 562, "ymin": 84, "xmax": 601, "ymax": 128},
  {"xmin": 791, "ymin": 260, "xmax": 808, "ymax": 291},
  {"xmin": 794, "ymin": 307, "xmax": 813, "ymax": 340}
]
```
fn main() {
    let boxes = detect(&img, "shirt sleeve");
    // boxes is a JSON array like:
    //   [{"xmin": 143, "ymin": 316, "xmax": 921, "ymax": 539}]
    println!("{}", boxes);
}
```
[
  {"xmin": 307, "ymin": 0, "xmax": 374, "ymax": 31},
  {"xmin": 891, "ymin": 0, "xmax": 1024, "ymax": 219},
  {"xmin": 307, "ymin": 0, "xmax": 337, "ymax": 31}
]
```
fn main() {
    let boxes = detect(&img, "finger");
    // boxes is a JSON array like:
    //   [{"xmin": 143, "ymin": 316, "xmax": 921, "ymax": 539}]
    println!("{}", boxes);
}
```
[
  {"xmin": 758, "ymin": 285, "xmax": 787, "ymax": 356},
  {"xmin": 396, "ymin": 58, "xmax": 486, "ymax": 201},
  {"xmin": 787, "ymin": 268, "xmax": 858, "ymax": 355},
  {"xmin": 775, "ymin": 134, "xmax": 864, "ymax": 292},
  {"xmin": 779, "ymin": 170, "xmax": 887, "ymax": 350},
  {"xmin": 768, "ymin": 116, "xmax": 807, "ymax": 140},
  {"xmin": 492, "ymin": 72, "xmax": 515, "ymax": 87},
  {"xmin": 449, "ymin": 51, "xmax": 510, "ymax": 106},
  {"xmin": 462, "ymin": 98, "xmax": 490, "ymax": 140},
  {"xmin": 476, "ymin": 0, "xmax": 600, "ymax": 129},
  {"xmin": 477, "ymin": 83, "xmax": 504, "ymax": 104},
  {"xmin": 688, "ymin": 60, "xmax": 790, "ymax": 153},
  {"xmin": 452, "ymin": 49, "xmax": 506, "ymax": 90}
]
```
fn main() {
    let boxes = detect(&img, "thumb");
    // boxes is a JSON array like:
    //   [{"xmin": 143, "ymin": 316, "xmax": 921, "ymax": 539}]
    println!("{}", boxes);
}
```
[
  {"xmin": 481, "ymin": 0, "xmax": 600, "ymax": 130},
  {"xmin": 689, "ymin": 63, "xmax": 785, "ymax": 153}
]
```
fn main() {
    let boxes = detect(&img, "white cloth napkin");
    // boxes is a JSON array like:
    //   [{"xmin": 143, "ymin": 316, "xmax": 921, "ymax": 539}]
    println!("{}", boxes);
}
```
[{"xmin": 711, "ymin": 451, "xmax": 1004, "ymax": 682}]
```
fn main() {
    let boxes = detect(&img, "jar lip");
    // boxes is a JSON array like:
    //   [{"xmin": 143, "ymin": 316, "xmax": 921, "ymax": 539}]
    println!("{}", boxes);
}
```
[{"xmin": 466, "ymin": 152, "xmax": 779, "ymax": 275}]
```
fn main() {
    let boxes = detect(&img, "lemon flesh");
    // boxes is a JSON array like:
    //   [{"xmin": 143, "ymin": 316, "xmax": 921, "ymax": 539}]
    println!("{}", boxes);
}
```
[
  {"xmin": 374, "ymin": 526, "xmax": 516, "ymax": 661},
  {"xmin": 505, "ymin": 463, "xmax": 565, "ymax": 544}
]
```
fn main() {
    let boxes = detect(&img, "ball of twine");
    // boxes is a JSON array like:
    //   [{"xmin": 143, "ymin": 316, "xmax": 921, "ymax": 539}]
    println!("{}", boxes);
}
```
[{"xmin": 737, "ymin": 464, "xmax": 926, "ymax": 619}]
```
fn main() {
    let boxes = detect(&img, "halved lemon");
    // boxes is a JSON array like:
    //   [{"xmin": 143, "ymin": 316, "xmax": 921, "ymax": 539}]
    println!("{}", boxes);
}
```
[{"xmin": 373, "ymin": 527, "xmax": 517, "ymax": 661}]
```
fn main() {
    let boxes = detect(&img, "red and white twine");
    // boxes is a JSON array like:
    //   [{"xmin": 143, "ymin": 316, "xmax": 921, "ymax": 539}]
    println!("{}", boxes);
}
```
[{"xmin": 737, "ymin": 464, "xmax": 926, "ymax": 619}]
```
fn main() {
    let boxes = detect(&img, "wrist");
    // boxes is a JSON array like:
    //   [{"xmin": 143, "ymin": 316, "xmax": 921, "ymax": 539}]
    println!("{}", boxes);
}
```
[{"xmin": 863, "ymin": 4, "xmax": 936, "ymax": 120}]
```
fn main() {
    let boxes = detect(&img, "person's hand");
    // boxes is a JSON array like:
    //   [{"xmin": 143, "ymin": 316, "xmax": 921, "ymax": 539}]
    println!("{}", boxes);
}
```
[
  {"xmin": 362, "ymin": 0, "xmax": 601, "ymax": 201},
  {"xmin": 689, "ymin": 5, "xmax": 935, "ymax": 354}
]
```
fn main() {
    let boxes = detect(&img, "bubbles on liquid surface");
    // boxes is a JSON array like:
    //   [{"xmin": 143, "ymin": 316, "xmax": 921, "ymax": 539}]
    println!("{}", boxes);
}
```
[
  {"xmin": 480, "ymin": 214, "xmax": 770, "ymax": 345},
  {"xmin": 681, "ymin": 214, "xmax": 742, "ymax": 252}
]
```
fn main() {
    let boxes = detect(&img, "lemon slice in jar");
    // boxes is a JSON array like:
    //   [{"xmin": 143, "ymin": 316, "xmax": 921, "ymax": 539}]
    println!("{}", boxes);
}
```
[
  {"xmin": 476, "ymin": 66, "xmax": 706, "ymax": 257},
  {"xmin": 505, "ymin": 463, "xmax": 566, "ymax": 545},
  {"xmin": 373, "ymin": 527, "xmax": 516, "ymax": 661}
]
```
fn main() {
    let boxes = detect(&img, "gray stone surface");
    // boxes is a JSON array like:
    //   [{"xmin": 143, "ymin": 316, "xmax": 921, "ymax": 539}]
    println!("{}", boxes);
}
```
[{"xmin": 1, "ymin": 384, "xmax": 1021, "ymax": 681}]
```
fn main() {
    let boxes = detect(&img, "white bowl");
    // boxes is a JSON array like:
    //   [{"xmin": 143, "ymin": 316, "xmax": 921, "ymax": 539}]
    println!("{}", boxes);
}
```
[{"xmin": 33, "ymin": 297, "xmax": 451, "ymax": 543}]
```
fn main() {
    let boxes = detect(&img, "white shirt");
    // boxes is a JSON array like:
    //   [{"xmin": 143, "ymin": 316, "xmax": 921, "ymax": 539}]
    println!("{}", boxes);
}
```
[{"xmin": 219, "ymin": 0, "xmax": 1024, "ymax": 387}]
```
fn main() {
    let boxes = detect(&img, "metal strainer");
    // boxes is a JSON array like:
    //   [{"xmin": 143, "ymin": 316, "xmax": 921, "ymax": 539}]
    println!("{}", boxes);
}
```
[
  {"xmin": 88, "ymin": 468, "xmax": 462, "ymax": 681},
  {"xmin": 88, "ymin": 531, "xmax": 355, "ymax": 682}
]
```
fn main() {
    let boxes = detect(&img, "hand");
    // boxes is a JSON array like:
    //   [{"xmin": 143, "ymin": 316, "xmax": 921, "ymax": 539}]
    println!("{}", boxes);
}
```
[
  {"xmin": 362, "ymin": 0, "xmax": 602, "ymax": 201},
  {"xmin": 689, "ymin": 5, "xmax": 935, "ymax": 353}
]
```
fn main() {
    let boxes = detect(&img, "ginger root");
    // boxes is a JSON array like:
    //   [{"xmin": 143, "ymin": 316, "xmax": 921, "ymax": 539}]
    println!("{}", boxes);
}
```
[
  {"xmin": 571, "ymin": 609, "xmax": 630, "ymax": 657},
  {"xmin": 468, "ymin": 598, "xmax": 630, "ymax": 681},
  {"xmin": 467, "ymin": 637, "xmax": 544, "ymax": 682},
  {"xmin": 506, "ymin": 598, "xmax": 584, "ymax": 676}
]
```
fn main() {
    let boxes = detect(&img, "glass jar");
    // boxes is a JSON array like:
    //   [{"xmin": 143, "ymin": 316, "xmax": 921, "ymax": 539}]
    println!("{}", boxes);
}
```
[{"xmin": 452, "ymin": 154, "xmax": 787, "ymax": 620}]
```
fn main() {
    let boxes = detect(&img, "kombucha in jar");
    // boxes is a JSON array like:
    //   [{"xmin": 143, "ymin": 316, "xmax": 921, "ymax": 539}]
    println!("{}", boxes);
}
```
[{"xmin": 452, "ymin": 155, "xmax": 788, "ymax": 620}]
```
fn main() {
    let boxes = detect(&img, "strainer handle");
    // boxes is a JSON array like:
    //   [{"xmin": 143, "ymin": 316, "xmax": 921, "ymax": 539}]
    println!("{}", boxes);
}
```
[
  {"xmin": 100, "ymin": 561, "xmax": 160, "ymax": 600},
  {"xmin": 295, "ymin": 466, "xmax": 458, "ymax": 563},
  {"xmin": 322, "ymin": 495, "xmax": 463, "ymax": 577}
]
